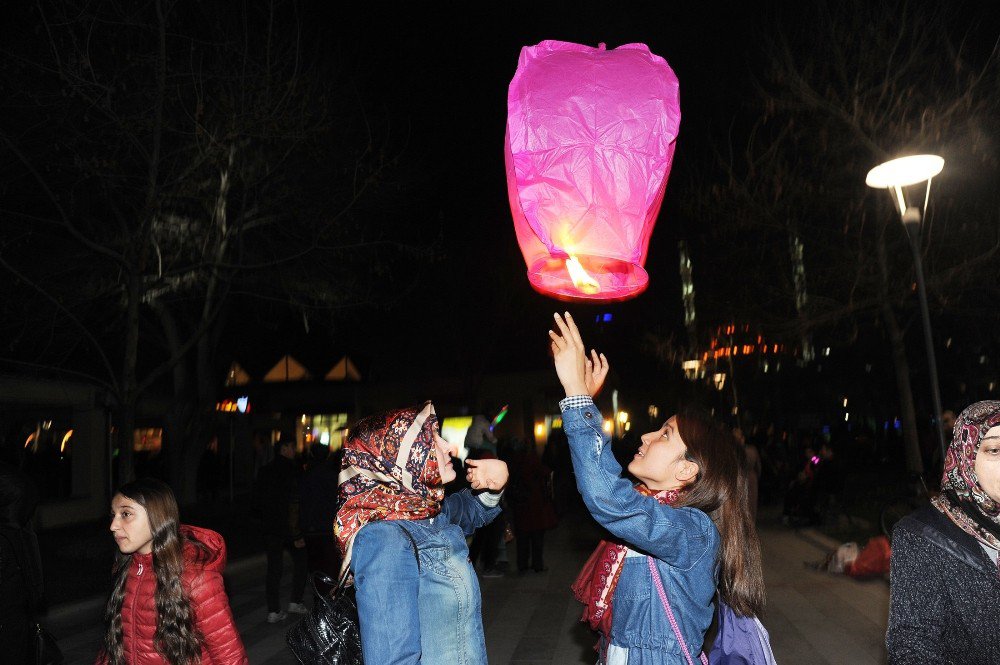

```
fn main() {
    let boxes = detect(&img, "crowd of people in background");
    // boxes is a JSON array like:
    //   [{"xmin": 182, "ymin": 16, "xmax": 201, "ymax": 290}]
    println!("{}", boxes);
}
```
[{"xmin": 0, "ymin": 344, "xmax": 988, "ymax": 663}]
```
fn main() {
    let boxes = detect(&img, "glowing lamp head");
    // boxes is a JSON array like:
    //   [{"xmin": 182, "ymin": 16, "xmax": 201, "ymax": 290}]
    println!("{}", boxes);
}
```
[
  {"xmin": 506, "ymin": 41, "xmax": 680, "ymax": 301},
  {"xmin": 866, "ymin": 154, "xmax": 944, "ymax": 220},
  {"xmin": 865, "ymin": 155, "xmax": 944, "ymax": 189}
]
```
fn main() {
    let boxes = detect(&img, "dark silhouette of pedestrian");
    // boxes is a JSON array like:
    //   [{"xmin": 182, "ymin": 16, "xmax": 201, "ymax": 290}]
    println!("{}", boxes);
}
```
[
  {"xmin": 197, "ymin": 438, "xmax": 222, "ymax": 504},
  {"xmin": 0, "ymin": 462, "xmax": 46, "ymax": 664},
  {"xmin": 508, "ymin": 439, "xmax": 557, "ymax": 572},
  {"xmin": 299, "ymin": 443, "xmax": 341, "ymax": 578},
  {"xmin": 252, "ymin": 436, "xmax": 307, "ymax": 623}
]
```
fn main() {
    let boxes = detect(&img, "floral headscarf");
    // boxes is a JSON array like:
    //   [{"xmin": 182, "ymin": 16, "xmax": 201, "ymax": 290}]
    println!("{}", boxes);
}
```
[
  {"xmin": 335, "ymin": 402, "xmax": 445, "ymax": 568},
  {"xmin": 932, "ymin": 400, "xmax": 1000, "ymax": 550}
]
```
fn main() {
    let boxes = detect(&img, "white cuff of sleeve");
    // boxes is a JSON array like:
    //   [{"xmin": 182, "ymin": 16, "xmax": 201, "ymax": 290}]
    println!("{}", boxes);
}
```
[
  {"xmin": 559, "ymin": 394, "xmax": 595, "ymax": 412},
  {"xmin": 475, "ymin": 490, "xmax": 503, "ymax": 507}
]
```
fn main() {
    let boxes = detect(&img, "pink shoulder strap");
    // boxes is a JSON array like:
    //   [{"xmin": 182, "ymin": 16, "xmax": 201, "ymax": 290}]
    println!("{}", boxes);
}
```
[{"xmin": 647, "ymin": 556, "xmax": 709, "ymax": 665}]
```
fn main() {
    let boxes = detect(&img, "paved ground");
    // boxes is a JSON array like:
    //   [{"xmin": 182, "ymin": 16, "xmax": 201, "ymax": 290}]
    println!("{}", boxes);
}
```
[{"xmin": 46, "ymin": 508, "xmax": 889, "ymax": 664}]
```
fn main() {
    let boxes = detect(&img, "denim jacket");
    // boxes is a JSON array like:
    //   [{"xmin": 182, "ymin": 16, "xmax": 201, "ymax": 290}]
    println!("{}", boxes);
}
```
[
  {"xmin": 561, "ymin": 398, "xmax": 720, "ymax": 663},
  {"xmin": 351, "ymin": 488, "xmax": 501, "ymax": 665}
]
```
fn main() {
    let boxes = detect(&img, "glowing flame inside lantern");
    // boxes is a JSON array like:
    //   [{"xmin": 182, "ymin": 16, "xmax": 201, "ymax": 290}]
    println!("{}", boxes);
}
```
[{"xmin": 566, "ymin": 256, "xmax": 600, "ymax": 295}]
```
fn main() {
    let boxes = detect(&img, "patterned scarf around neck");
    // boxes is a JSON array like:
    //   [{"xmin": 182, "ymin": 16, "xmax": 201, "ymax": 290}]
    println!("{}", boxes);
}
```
[
  {"xmin": 572, "ymin": 485, "xmax": 683, "ymax": 640},
  {"xmin": 335, "ymin": 402, "xmax": 445, "ymax": 570},
  {"xmin": 931, "ymin": 400, "xmax": 1000, "ymax": 551}
]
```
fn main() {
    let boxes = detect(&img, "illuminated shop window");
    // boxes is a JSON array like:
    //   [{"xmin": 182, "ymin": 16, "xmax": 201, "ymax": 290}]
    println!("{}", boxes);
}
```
[{"xmin": 299, "ymin": 414, "xmax": 349, "ymax": 452}]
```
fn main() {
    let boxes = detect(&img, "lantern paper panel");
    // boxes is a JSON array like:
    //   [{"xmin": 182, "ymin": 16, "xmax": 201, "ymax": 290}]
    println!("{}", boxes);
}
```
[{"xmin": 506, "ymin": 40, "xmax": 680, "ymax": 301}]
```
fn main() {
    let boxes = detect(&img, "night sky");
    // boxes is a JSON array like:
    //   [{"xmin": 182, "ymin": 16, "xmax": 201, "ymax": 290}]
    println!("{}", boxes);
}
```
[
  {"xmin": 271, "ymin": 0, "xmax": 763, "ymax": 381},
  {"xmin": 7, "ymin": 0, "xmax": 994, "ymax": 400}
]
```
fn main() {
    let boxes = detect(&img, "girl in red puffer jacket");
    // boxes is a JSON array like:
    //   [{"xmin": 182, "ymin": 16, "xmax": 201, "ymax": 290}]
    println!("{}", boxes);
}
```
[{"xmin": 97, "ymin": 478, "xmax": 247, "ymax": 665}]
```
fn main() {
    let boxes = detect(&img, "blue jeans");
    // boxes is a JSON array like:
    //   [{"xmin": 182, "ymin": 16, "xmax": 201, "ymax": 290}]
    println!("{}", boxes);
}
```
[{"xmin": 351, "ymin": 490, "xmax": 500, "ymax": 664}]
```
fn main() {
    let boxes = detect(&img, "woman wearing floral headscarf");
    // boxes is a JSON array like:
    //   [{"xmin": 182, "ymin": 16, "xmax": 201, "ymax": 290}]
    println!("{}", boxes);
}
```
[
  {"xmin": 335, "ymin": 402, "xmax": 508, "ymax": 665},
  {"xmin": 886, "ymin": 400, "xmax": 1000, "ymax": 663}
]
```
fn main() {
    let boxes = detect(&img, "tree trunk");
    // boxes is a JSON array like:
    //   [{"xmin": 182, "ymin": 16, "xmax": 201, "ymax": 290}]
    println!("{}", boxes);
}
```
[
  {"xmin": 117, "ymin": 273, "xmax": 142, "ymax": 483},
  {"xmin": 163, "ymin": 397, "xmax": 193, "ymax": 502}
]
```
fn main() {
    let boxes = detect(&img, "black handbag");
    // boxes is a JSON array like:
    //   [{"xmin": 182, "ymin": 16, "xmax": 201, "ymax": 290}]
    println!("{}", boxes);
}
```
[{"xmin": 286, "ymin": 570, "xmax": 363, "ymax": 665}]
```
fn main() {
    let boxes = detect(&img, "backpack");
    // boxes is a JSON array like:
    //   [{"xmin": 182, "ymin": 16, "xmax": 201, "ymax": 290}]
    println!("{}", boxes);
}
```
[{"xmin": 707, "ymin": 598, "xmax": 778, "ymax": 665}]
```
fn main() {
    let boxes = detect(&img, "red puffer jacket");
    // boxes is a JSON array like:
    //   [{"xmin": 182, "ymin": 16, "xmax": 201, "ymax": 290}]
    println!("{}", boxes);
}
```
[{"xmin": 96, "ymin": 525, "xmax": 248, "ymax": 665}]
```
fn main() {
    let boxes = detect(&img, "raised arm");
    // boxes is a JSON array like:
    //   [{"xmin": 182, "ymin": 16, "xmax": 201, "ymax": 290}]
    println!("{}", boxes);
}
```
[
  {"xmin": 561, "ymin": 399, "xmax": 716, "ymax": 568},
  {"xmin": 548, "ymin": 312, "xmax": 715, "ymax": 568}
]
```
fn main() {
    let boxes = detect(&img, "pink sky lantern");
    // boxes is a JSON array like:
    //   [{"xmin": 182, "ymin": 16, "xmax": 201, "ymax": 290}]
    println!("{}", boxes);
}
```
[{"xmin": 505, "ymin": 40, "xmax": 680, "ymax": 301}]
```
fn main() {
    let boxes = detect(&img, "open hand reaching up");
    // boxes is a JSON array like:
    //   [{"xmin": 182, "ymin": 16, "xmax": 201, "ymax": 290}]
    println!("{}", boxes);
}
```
[
  {"xmin": 549, "ymin": 312, "xmax": 609, "ymax": 398},
  {"xmin": 585, "ymin": 348, "xmax": 610, "ymax": 397}
]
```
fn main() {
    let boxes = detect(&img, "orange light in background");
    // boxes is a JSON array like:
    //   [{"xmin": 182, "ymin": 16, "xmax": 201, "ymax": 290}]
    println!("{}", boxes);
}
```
[
  {"xmin": 60, "ymin": 429, "xmax": 74, "ymax": 453},
  {"xmin": 565, "ymin": 256, "xmax": 600, "ymax": 294},
  {"xmin": 602, "ymin": 419, "xmax": 613, "ymax": 434},
  {"xmin": 24, "ymin": 432, "xmax": 36, "ymax": 449},
  {"xmin": 534, "ymin": 423, "xmax": 547, "ymax": 438}
]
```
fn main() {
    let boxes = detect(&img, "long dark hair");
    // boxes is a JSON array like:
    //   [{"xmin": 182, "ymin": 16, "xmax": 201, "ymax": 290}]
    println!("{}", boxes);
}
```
[
  {"xmin": 675, "ymin": 409, "xmax": 765, "ymax": 618},
  {"xmin": 102, "ymin": 478, "xmax": 203, "ymax": 665}
]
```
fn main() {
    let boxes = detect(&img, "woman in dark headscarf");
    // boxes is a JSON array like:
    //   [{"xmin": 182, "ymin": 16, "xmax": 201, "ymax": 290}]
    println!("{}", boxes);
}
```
[
  {"xmin": 335, "ymin": 402, "xmax": 508, "ymax": 665},
  {"xmin": 886, "ymin": 401, "xmax": 1000, "ymax": 663}
]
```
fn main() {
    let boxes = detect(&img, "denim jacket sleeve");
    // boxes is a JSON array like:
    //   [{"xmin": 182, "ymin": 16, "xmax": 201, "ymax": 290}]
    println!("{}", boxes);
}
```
[
  {"xmin": 438, "ymin": 488, "xmax": 502, "ymax": 536},
  {"xmin": 561, "ymin": 400, "xmax": 717, "ymax": 570}
]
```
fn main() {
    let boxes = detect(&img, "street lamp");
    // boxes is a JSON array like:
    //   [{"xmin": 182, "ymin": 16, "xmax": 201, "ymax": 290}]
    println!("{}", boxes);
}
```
[{"xmin": 865, "ymin": 154, "xmax": 947, "ymax": 463}]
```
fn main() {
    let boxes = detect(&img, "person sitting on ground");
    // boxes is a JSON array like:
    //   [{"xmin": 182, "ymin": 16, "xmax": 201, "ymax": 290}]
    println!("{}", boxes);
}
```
[
  {"xmin": 335, "ymin": 402, "xmax": 508, "ymax": 665},
  {"xmin": 549, "ymin": 312, "xmax": 765, "ymax": 664},
  {"xmin": 97, "ymin": 477, "xmax": 247, "ymax": 664},
  {"xmin": 886, "ymin": 400, "xmax": 1000, "ymax": 663}
]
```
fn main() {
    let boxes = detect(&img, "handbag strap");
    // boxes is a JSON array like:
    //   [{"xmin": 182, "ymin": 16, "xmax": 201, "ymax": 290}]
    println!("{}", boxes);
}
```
[
  {"xmin": 647, "ymin": 556, "xmax": 709, "ymax": 665},
  {"xmin": 339, "ymin": 519, "xmax": 424, "ymax": 585},
  {"xmin": 398, "ymin": 523, "xmax": 421, "ymax": 572}
]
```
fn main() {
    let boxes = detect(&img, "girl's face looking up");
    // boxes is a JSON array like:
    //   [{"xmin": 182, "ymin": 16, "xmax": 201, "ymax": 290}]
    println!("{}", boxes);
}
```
[
  {"xmin": 628, "ymin": 416, "xmax": 699, "ymax": 492},
  {"xmin": 433, "ymin": 430, "xmax": 459, "ymax": 484},
  {"xmin": 109, "ymin": 493, "xmax": 154, "ymax": 555}
]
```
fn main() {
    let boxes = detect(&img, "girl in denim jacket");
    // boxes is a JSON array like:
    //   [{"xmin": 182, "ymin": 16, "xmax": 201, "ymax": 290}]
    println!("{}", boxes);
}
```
[
  {"xmin": 549, "ymin": 313, "xmax": 765, "ymax": 664},
  {"xmin": 335, "ymin": 402, "xmax": 508, "ymax": 665}
]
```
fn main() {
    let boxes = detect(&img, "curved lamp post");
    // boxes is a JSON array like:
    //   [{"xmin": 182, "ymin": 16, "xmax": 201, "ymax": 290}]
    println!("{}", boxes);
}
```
[{"xmin": 865, "ymin": 154, "xmax": 947, "ymax": 463}]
